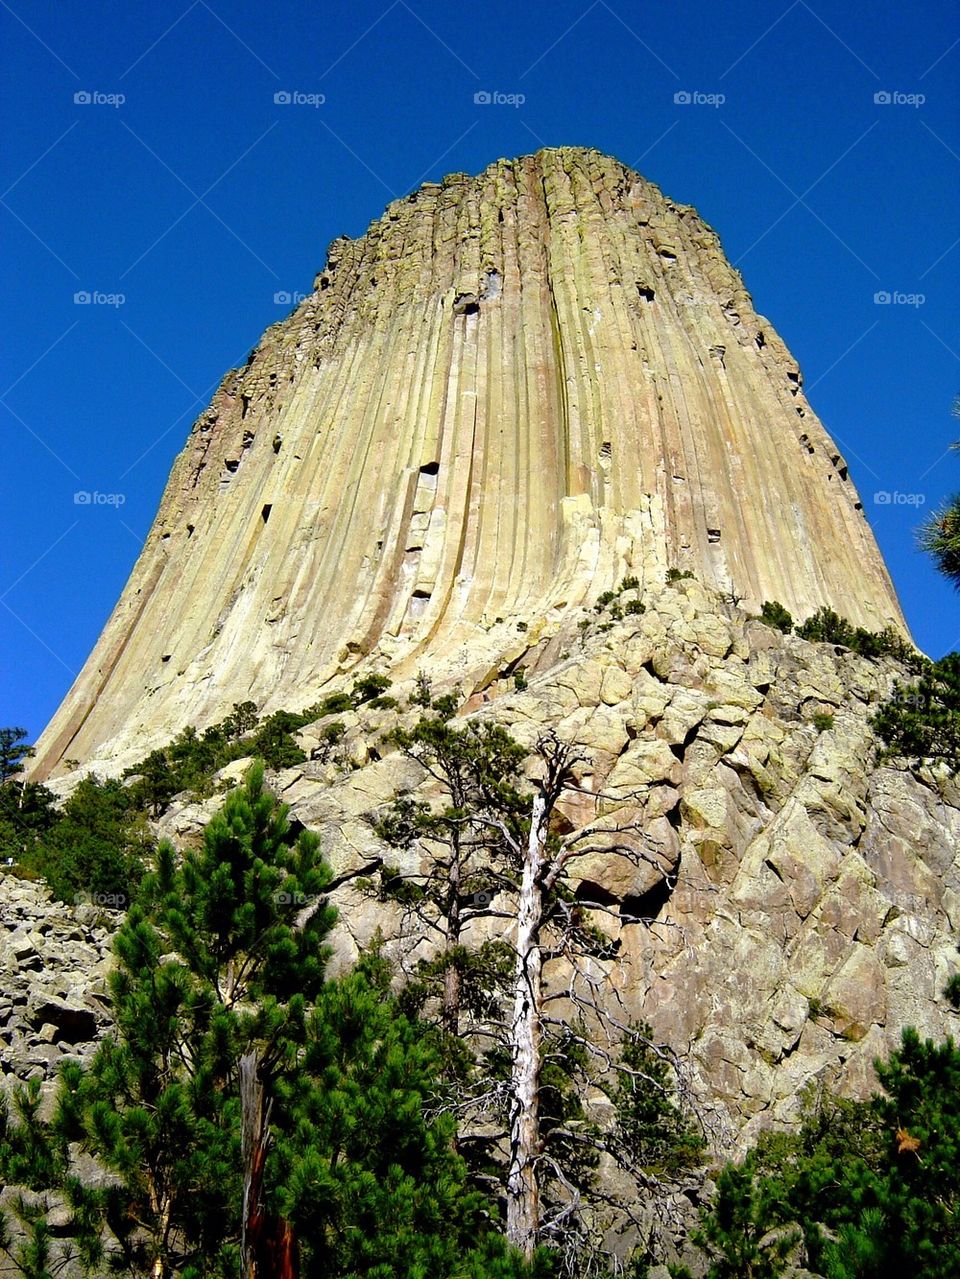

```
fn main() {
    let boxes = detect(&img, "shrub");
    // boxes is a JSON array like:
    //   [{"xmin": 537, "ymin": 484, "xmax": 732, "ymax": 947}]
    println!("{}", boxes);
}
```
[
  {"xmin": 665, "ymin": 568, "xmax": 694, "ymax": 582},
  {"xmin": 759, "ymin": 600, "xmax": 793, "ymax": 634},
  {"xmin": 351, "ymin": 674, "xmax": 392, "ymax": 706},
  {"xmin": 20, "ymin": 775, "xmax": 148, "ymax": 908},
  {"xmin": 811, "ymin": 712, "xmax": 834, "ymax": 733},
  {"xmin": 411, "ymin": 672, "xmax": 433, "ymax": 707},
  {"xmin": 795, "ymin": 608, "xmax": 923, "ymax": 668},
  {"xmin": 871, "ymin": 652, "xmax": 960, "ymax": 774},
  {"xmin": 795, "ymin": 606, "xmax": 856, "ymax": 646},
  {"xmin": 315, "ymin": 691, "xmax": 353, "ymax": 716},
  {"xmin": 251, "ymin": 712, "xmax": 308, "ymax": 770}
]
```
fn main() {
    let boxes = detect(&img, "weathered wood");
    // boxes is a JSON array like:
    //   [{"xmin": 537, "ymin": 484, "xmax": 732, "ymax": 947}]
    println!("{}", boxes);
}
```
[
  {"xmin": 241, "ymin": 1051, "xmax": 299, "ymax": 1279},
  {"xmin": 506, "ymin": 790, "xmax": 547, "ymax": 1259},
  {"xmin": 240, "ymin": 1051, "xmax": 268, "ymax": 1279}
]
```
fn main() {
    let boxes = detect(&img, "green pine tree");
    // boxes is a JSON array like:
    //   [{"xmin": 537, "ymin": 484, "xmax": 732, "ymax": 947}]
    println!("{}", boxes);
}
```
[
  {"xmin": 50, "ymin": 761, "xmax": 332, "ymax": 1277},
  {"xmin": 694, "ymin": 1029, "xmax": 960, "ymax": 1279},
  {"xmin": 271, "ymin": 948, "xmax": 536, "ymax": 1277},
  {"xmin": 0, "ymin": 727, "xmax": 33, "ymax": 783},
  {"xmin": 871, "ymin": 652, "xmax": 960, "ymax": 774},
  {"xmin": 0, "ymin": 1077, "xmax": 70, "ymax": 1279},
  {"xmin": 918, "ymin": 400, "xmax": 960, "ymax": 588},
  {"xmin": 19, "ymin": 774, "xmax": 149, "ymax": 907},
  {"xmin": 1, "ymin": 762, "xmax": 537, "ymax": 1279},
  {"xmin": 374, "ymin": 710, "xmax": 528, "ymax": 1045}
]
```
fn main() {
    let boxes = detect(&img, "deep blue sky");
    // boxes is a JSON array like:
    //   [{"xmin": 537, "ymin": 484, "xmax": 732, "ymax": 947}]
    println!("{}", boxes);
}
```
[{"xmin": 2, "ymin": 1, "xmax": 958, "ymax": 743}]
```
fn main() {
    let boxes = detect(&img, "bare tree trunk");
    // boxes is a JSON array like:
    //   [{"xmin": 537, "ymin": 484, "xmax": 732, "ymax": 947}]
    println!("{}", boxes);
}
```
[
  {"xmin": 241, "ymin": 1051, "xmax": 269, "ymax": 1279},
  {"xmin": 147, "ymin": 1179, "xmax": 171, "ymax": 1279},
  {"xmin": 506, "ymin": 790, "xmax": 547, "ymax": 1260},
  {"xmin": 241, "ymin": 1051, "xmax": 299, "ymax": 1279}
]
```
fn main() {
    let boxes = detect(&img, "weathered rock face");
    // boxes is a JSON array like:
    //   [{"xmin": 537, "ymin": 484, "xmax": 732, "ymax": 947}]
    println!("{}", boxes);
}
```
[
  {"xmin": 33, "ymin": 147, "xmax": 904, "ymax": 781},
  {"xmin": 5, "ymin": 583, "xmax": 958, "ymax": 1272},
  {"xmin": 154, "ymin": 581, "xmax": 958, "ymax": 1153}
]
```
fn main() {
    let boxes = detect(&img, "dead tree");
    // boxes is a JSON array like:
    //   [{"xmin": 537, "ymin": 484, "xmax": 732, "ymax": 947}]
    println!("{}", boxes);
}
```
[
  {"xmin": 500, "ymin": 731, "xmax": 705, "ymax": 1268},
  {"xmin": 372, "ymin": 718, "xmax": 703, "ymax": 1270},
  {"xmin": 506, "ymin": 785, "xmax": 548, "ymax": 1258}
]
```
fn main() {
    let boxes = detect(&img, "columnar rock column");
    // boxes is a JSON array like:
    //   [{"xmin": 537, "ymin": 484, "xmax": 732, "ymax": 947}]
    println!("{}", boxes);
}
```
[{"xmin": 34, "ymin": 147, "xmax": 906, "ymax": 779}]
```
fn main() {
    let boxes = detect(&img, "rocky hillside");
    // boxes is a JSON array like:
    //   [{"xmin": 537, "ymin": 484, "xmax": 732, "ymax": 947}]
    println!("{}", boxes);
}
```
[
  {"xmin": 144, "ymin": 577, "xmax": 960, "ymax": 1153},
  {"xmin": 0, "ymin": 878, "xmax": 112, "ymax": 1082},
  {"xmin": 5, "ymin": 579, "xmax": 957, "ymax": 1276}
]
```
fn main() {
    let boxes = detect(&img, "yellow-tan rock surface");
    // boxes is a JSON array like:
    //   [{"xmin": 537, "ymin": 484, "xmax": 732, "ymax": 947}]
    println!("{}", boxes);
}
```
[{"xmin": 33, "ymin": 147, "xmax": 906, "ymax": 779}]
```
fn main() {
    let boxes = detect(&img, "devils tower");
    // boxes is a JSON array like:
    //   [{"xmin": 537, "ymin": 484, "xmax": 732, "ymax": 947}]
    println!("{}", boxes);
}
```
[{"xmin": 33, "ymin": 147, "xmax": 905, "ymax": 780}]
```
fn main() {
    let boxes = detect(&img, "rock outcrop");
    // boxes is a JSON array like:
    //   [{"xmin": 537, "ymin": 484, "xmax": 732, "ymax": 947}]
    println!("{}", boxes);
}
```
[
  {"xmin": 9, "ymin": 145, "xmax": 956, "ymax": 1277},
  {"xmin": 153, "ymin": 579, "xmax": 960, "ymax": 1153},
  {"xmin": 33, "ymin": 147, "xmax": 905, "ymax": 782}
]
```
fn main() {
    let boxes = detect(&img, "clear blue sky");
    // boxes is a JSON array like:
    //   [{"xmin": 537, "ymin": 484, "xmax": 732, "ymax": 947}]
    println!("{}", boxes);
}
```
[{"xmin": 2, "ymin": 1, "xmax": 958, "ymax": 744}]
